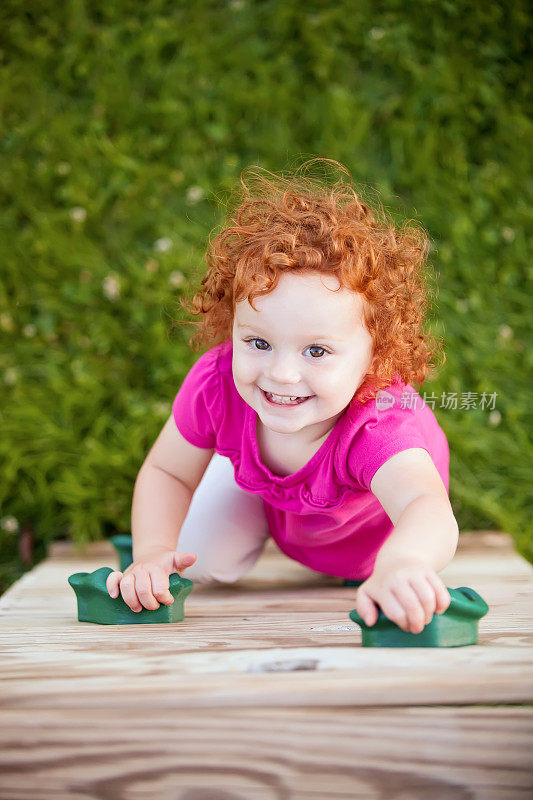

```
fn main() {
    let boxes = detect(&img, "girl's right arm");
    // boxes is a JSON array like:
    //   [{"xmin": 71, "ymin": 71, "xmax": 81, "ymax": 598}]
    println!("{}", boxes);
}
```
[{"xmin": 106, "ymin": 414, "xmax": 214, "ymax": 611}]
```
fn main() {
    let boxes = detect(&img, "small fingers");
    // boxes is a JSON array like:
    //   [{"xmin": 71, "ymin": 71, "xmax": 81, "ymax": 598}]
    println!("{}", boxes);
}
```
[
  {"xmin": 131, "ymin": 571, "xmax": 162, "ymax": 611},
  {"xmin": 408, "ymin": 574, "xmax": 438, "ymax": 627},
  {"xmin": 107, "ymin": 565, "xmax": 176, "ymax": 612},
  {"xmin": 366, "ymin": 568, "xmax": 450, "ymax": 635},
  {"xmin": 118, "ymin": 572, "xmax": 144, "ymax": 612},
  {"xmin": 172, "ymin": 551, "xmax": 197, "ymax": 573},
  {"xmin": 106, "ymin": 571, "xmax": 123, "ymax": 598},
  {"xmin": 389, "ymin": 583, "xmax": 426, "ymax": 634},
  {"xmin": 355, "ymin": 588, "xmax": 379, "ymax": 627},
  {"xmin": 377, "ymin": 591, "xmax": 411, "ymax": 632},
  {"xmin": 426, "ymin": 572, "xmax": 451, "ymax": 614},
  {"xmin": 150, "ymin": 566, "xmax": 174, "ymax": 606}
]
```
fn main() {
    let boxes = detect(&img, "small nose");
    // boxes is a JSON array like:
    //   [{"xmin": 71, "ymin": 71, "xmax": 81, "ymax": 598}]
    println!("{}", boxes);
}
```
[{"xmin": 265, "ymin": 350, "xmax": 301, "ymax": 386}]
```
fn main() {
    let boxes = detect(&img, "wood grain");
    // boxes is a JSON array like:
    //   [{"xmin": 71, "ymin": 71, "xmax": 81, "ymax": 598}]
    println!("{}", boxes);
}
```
[
  {"xmin": 0, "ymin": 532, "xmax": 532, "ymax": 798},
  {"xmin": 0, "ymin": 707, "xmax": 532, "ymax": 799}
]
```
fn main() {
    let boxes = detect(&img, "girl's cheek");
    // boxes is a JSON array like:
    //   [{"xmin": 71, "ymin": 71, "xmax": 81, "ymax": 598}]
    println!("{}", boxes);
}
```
[{"xmin": 236, "ymin": 360, "xmax": 258, "ymax": 382}]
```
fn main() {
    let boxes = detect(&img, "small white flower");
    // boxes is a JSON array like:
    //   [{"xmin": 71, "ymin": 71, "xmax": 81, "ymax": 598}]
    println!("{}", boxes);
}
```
[
  {"xmin": 4, "ymin": 367, "xmax": 19, "ymax": 385},
  {"xmin": 102, "ymin": 274, "xmax": 121, "ymax": 301},
  {"xmin": 56, "ymin": 162, "xmax": 71, "ymax": 176},
  {"xmin": 0, "ymin": 515, "xmax": 19, "ymax": 533},
  {"xmin": 145, "ymin": 259, "xmax": 159, "ymax": 273},
  {"xmin": 498, "ymin": 324, "xmax": 513, "ymax": 340},
  {"xmin": 186, "ymin": 185, "xmax": 205, "ymax": 204},
  {"xmin": 169, "ymin": 270, "xmax": 185, "ymax": 288},
  {"xmin": 0, "ymin": 313, "xmax": 14, "ymax": 332},
  {"xmin": 370, "ymin": 27, "xmax": 386, "ymax": 39},
  {"xmin": 70, "ymin": 206, "xmax": 87, "ymax": 223},
  {"xmin": 501, "ymin": 227, "xmax": 515, "ymax": 243},
  {"xmin": 489, "ymin": 410, "xmax": 502, "ymax": 426},
  {"xmin": 23, "ymin": 324, "xmax": 37, "ymax": 338},
  {"xmin": 155, "ymin": 237, "xmax": 173, "ymax": 253}
]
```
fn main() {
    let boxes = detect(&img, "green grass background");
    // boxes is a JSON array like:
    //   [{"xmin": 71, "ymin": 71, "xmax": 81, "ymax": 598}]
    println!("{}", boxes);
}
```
[{"xmin": 0, "ymin": 0, "xmax": 531, "ymax": 595}]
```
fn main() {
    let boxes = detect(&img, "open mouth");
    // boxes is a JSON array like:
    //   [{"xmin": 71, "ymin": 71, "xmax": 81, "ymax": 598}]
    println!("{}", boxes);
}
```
[{"xmin": 261, "ymin": 389, "xmax": 311, "ymax": 406}]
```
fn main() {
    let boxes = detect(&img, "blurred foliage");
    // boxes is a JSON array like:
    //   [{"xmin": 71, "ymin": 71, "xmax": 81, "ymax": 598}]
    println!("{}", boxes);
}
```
[{"xmin": 0, "ymin": 0, "xmax": 531, "ymax": 595}]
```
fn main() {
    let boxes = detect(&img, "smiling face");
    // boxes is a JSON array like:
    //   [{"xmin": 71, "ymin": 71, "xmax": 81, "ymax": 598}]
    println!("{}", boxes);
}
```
[{"xmin": 232, "ymin": 271, "xmax": 374, "ymax": 441}]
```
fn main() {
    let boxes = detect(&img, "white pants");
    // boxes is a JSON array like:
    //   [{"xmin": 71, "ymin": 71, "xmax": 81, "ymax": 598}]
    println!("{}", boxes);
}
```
[{"xmin": 177, "ymin": 453, "xmax": 271, "ymax": 584}]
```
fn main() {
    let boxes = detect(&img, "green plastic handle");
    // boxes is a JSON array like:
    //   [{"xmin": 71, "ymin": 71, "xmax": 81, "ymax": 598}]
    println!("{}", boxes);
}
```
[
  {"xmin": 109, "ymin": 534, "xmax": 134, "ymax": 572},
  {"xmin": 348, "ymin": 586, "xmax": 489, "ymax": 647},
  {"xmin": 68, "ymin": 566, "xmax": 193, "ymax": 625}
]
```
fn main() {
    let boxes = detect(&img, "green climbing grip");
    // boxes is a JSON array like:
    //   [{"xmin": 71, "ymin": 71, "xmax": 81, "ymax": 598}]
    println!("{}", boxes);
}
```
[
  {"xmin": 68, "ymin": 566, "xmax": 193, "ymax": 625},
  {"xmin": 109, "ymin": 534, "xmax": 133, "ymax": 571},
  {"xmin": 348, "ymin": 586, "xmax": 489, "ymax": 647}
]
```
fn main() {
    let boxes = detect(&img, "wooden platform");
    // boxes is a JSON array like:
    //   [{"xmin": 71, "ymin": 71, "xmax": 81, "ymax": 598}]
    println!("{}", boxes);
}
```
[{"xmin": 1, "ymin": 532, "xmax": 532, "ymax": 799}]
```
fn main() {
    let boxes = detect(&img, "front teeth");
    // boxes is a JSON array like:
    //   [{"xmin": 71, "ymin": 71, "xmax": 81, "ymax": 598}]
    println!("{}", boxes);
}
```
[{"xmin": 266, "ymin": 392, "xmax": 304, "ymax": 404}]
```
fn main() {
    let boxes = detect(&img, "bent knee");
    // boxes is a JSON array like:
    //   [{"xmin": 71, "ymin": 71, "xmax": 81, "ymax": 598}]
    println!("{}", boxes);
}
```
[{"xmin": 181, "ymin": 561, "xmax": 243, "ymax": 586}]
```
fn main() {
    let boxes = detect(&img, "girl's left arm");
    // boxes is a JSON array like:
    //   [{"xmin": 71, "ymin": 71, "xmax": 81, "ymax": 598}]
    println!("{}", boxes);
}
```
[{"xmin": 354, "ymin": 447, "xmax": 459, "ymax": 634}]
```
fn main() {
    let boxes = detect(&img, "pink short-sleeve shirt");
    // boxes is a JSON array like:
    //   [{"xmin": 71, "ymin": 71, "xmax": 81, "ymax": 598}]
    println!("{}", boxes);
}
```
[{"xmin": 172, "ymin": 339, "xmax": 450, "ymax": 580}]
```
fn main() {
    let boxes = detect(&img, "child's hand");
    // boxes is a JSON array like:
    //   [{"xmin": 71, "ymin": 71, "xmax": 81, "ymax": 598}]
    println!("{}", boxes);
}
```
[
  {"xmin": 354, "ymin": 557, "xmax": 451, "ymax": 634},
  {"xmin": 106, "ymin": 548, "xmax": 197, "ymax": 613}
]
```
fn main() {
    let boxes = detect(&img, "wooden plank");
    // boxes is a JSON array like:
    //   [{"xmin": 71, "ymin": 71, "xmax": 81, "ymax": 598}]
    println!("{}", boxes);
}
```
[
  {"xmin": 0, "ymin": 707, "xmax": 531, "ymax": 799},
  {"xmin": 0, "ymin": 533, "xmax": 532, "ymax": 709},
  {"xmin": 1, "ymin": 532, "xmax": 532, "ymax": 798}
]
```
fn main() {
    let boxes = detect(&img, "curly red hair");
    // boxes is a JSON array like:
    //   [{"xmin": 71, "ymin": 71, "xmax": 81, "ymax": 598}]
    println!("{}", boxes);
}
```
[{"xmin": 176, "ymin": 159, "xmax": 444, "ymax": 404}]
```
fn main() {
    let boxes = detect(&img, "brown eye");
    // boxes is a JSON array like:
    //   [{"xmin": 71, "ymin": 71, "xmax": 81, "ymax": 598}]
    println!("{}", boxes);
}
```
[
  {"xmin": 253, "ymin": 339, "xmax": 270, "ymax": 351},
  {"xmin": 308, "ymin": 346, "xmax": 326, "ymax": 358}
]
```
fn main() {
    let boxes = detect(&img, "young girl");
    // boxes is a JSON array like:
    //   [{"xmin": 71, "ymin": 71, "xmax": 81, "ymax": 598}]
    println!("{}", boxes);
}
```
[{"xmin": 107, "ymin": 160, "xmax": 459, "ymax": 635}]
